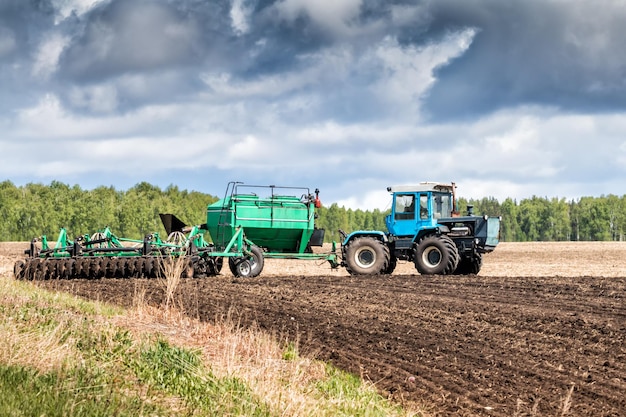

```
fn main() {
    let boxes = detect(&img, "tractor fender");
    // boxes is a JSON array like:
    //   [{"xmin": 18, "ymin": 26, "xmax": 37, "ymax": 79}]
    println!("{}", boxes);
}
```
[
  {"xmin": 342, "ymin": 230, "xmax": 388, "ymax": 246},
  {"xmin": 414, "ymin": 225, "xmax": 451, "ymax": 242}
]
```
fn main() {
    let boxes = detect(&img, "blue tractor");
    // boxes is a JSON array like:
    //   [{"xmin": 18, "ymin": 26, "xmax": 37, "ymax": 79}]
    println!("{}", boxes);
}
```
[{"xmin": 340, "ymin": 182, "xmax": 500, "ymax": 275}]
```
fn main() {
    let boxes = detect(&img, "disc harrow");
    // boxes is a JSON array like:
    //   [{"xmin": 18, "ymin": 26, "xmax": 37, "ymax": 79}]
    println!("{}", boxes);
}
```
[
  {"xmin": 14, "ymin": 255, "xmax": 225, "ymax": 281},
  {"xmin": 14, "ymin": 226, "xmax": 224, "ymax": 281}
]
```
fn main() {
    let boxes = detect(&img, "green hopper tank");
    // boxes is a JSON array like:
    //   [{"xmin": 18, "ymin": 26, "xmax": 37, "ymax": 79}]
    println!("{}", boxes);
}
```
[
  {"xmin": 201, "ymin": 183, "xmax": 335, "ymax": 278},
  {"xmin": 206, "ymin": 190, "xmax": 323, "ymax": 253}
]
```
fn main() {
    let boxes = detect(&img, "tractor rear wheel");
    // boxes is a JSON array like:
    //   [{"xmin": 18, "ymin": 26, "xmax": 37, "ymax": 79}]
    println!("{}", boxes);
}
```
[
  {"xmin": 344, "ymin": 237, "xmax": 389, "ymax": 275},
  {"xmin": 414, "ymin": 235, "xmax": 459, "ymax": 275}
]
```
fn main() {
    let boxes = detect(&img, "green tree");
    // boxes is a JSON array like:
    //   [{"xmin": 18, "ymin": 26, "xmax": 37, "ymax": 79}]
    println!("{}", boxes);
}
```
[
  {"xmin": 576, "ymin": 197, "xmax": 611, "ymax": 241},
  {"xmin": 499, "ymin": 198, "xmax": 520, "ymax": 242},
  {"xmin": 0, "ymin": 181, "xmax": 22, "ymax": 240}
]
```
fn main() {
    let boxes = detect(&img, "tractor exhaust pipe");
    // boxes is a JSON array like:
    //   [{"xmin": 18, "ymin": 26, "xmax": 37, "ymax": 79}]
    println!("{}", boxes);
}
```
[{"xmin": 451, "ymin": 182, "xmax": 460, "ymax": 217}]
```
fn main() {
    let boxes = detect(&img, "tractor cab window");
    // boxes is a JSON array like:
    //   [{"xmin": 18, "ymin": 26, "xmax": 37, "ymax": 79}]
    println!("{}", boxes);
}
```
[
  {"xmin": 394, "ymin": 194, "xmax": 415, "ymax": 220},
  {"xmin": 419, "ymin": 195, "xmax": 429, "ymax": 220},
  {"xmin": 433, "ymin": 194, "xmax": 452, "ymax": 219}
]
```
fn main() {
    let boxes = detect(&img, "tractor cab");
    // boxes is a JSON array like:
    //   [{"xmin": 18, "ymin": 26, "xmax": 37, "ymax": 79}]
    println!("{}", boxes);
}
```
[{"xmin": 385, "ymin": 183, "xmax": 456, "ymax": 238}]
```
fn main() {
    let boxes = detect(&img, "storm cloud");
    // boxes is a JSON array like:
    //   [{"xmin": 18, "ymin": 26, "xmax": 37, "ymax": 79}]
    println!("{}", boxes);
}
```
[{"xmin": 1, "ymin": 0, "xmax": 625, "ymax": 209}]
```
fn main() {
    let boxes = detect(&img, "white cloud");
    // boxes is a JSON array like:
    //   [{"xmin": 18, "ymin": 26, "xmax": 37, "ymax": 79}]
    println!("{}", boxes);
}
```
[
  {"xmin": 3, "ymin": 0, "xmax": 626, "ymax": 214},
  {"xmin": 10, "ymin": 94, "xmax": 177, "ymax": 141},
  {"xmin": 3, "ymin": 88, "xmax": 626, "ymax": 210},
  {"xmin": 369, "ymin": 29, "xmax": 477, "ymax": 117},
  {"xmin": 230, "ymin": 0, "xmax": 251, "ymax": 35},
  {"xmin": 32, "ymin": 33, "xmax": 68, "ymax": 79},
  {"xmin": 200, "ymin": 46, "xmax": 354, "ymax": 99},
  {"xmin": 225, "ymin": 135, "xmax": 266, "ymax": 165}
]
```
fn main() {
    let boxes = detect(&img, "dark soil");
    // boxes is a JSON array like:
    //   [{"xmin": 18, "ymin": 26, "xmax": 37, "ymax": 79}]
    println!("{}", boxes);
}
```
[{"xmin": 35, "ymin": 273, "xmax": 626, "ymax": 416}]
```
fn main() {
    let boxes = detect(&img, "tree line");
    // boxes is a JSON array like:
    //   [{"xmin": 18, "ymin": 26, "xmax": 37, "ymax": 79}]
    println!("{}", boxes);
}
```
[
  {"xmin": 0, "ymin": 180, "xmax": 624, "ymax": 242},
  {"xmin": 0, "ymin": 181, "xmax": 216, "ymax": 242},
  {"xmin": 456, "ymin": 195, "xmax": 626, "ymax": 242}
]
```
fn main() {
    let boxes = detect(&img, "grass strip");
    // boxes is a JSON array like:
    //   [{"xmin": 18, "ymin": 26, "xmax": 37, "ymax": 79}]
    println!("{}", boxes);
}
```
[{"xmin": 1, "ymin": 274, "xmax": 422, "ymax": 416}]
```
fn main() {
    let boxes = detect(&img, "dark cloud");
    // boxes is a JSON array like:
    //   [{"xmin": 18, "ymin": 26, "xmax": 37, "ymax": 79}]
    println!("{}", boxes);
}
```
[
  {"xmin": 56, "ymin": 0, "xmax": 333, "ymax": 83},
  {"xmin": 0, "ymin": 0, "xmax": 55, "ymax": 113},
  {"xmin": 419, "ymin": 0, "xmax": 626, "ymax": 120},
  {"xmin": 4, "ymin": 0, "xmax": 626, "ymax": 121},
  {"xmin": 59, "ymin": 0, "xmax": 205, "ymax": 81}
]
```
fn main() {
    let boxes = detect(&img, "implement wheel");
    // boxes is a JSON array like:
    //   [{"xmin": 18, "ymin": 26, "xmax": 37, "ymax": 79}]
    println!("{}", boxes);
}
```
[
  {"xmin": 414, "ymin": 235, "xmax": 459, "ymax": 275},
  {"xmin": 344, "ymin": 237, "xmax": 389, "ymax": 275},
  {"xmin": 229, "ymin": 246, "xmax": 264, "ymax": 278},
  {"xmin": 233, "ymin": 259, "xmax": 252, "ymax": 278}
]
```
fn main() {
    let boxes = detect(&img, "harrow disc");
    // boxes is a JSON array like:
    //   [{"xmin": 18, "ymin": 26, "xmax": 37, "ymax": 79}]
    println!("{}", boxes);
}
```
[{"xmin": 13, "ymin": 260, "xmax": 25, "ymax": 280}]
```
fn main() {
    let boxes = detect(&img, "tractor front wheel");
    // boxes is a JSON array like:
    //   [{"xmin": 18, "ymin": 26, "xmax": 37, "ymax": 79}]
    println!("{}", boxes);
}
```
[
  {"xmin": 414, "ymin": 235, "xmax": 459, "ymax": 275},
  {"xmin": 344, "ymin": 237, "xmax": 390, "ymax": 275}
]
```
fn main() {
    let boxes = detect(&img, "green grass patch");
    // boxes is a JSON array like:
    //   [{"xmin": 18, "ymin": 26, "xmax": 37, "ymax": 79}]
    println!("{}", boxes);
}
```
[
  {"xmin": 314, "ymin": 364, "xmax": 410, "ymax": 417},
  {"xmin": 132, "ymin": 339, "xmax": 271, "ymax": 416},
  {"xmin": 0, "ymin": 364, "xmax": 165, "ymax": 417},
  {"xmin": 282, "ymin": 341, "xmax": 299, "ymax": 361}
]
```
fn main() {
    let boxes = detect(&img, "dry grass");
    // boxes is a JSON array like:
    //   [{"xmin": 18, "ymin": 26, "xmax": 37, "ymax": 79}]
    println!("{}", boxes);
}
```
[
  {"xmin": 152, "ymin": 256, "xmax": 325, "ymax": 414},
  {"xmin": 560, "ymin": 384, "xmax": 576, "ymax": 416},
  {"xmin": 0, "ymin": 272, "xmax": 127, "ymax": 375},
  {"xmin": 0, "ymin": 317, "xmax": 78, "ymax": 373},
  {"xmin": 1, "ymin": 268, "xmax": 416, "ymax": 416},
  {"xmin": 119, "ymin": 295, "xmax": 416, "ymax": 416},
  {"xmin": 157, "ymin": 255, "xmax": 186, "ymax": 308}
]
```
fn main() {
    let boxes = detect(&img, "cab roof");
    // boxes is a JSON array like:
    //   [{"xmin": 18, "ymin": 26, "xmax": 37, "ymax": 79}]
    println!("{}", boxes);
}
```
[{"xmin": 387, "ymin": 182, "xmax": 454, "ymax": 193}]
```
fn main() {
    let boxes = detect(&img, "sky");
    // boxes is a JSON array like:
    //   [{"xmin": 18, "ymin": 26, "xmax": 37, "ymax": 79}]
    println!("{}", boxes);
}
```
[{"xmin": 1, "ymin": 0, "xmax": 626, "ymax": 211}]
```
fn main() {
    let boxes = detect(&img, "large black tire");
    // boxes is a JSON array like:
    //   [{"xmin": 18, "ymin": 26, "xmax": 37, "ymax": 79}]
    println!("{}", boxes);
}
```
[
  {"xmin": 344, "ymin": 237, "xmax": 390, "ymax": 275},
  {"xmin": 229, "ymin": 246, "xmax": 264, "ymax": 277},
  {"xmin": 414, "ymin": 235, "xmax": 459, "ymax": 275},
  {"xmin": 383, "ymin": 256, "xmax": 397, "ymax": 275},
  {"xmin": 454, "ymin": 255, "xmax": 483, "ymax": 275}
]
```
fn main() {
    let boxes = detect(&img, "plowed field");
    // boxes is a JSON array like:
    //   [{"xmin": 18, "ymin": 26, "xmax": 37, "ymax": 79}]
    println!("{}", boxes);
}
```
[{"xmin": 2, "ymin": 242, "xmax": 625, "ymax": 416}]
